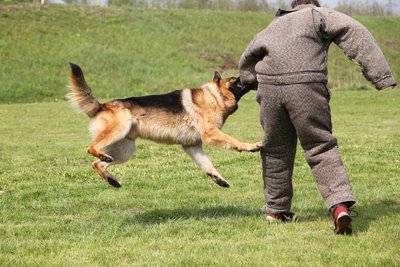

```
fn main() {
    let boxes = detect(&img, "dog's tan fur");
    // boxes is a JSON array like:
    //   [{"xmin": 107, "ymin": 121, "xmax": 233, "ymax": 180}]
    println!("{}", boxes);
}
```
[{"xmin": 68, "ymin": 63, "xmax": 261, "ymax": 188}]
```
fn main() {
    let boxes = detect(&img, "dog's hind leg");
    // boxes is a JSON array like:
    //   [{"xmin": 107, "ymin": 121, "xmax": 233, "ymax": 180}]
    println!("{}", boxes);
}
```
[
  {"xmin": 92, "ymin": 160, "xmax": 120, "ymax": 187},
  {"xmin": 87, "ymin": 111, "xmax": 132, "ymax": 163},
  {"xmin": 92, "ymin": 138, "xmax": 136, "ymax": 188},
  {"xmin": 182, "ymin": 144, "xmax": 230, "ymax": 188}
]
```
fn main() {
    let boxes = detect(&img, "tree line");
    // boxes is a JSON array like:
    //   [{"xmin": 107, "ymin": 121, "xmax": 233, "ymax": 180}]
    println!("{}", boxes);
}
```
[
  {"xmin": 336, "ymin": 0, "xmax": 397, "ymax": 16},
  {"xmin": 3, "ymin": 0, "xmax": 398, "ymax": 16},
  {"xmin": 107, "ymin": 0, "xmax": 272, "ymax": 11},
  {"xmin": 95, "ymin": 0, "xmax": 400, "ymax": 15}
]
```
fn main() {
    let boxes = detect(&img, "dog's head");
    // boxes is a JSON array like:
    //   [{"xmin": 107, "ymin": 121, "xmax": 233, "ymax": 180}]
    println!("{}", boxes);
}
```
[{"xmin": 212, "ymin": 72, "xmax": 253, "ymax": 102}]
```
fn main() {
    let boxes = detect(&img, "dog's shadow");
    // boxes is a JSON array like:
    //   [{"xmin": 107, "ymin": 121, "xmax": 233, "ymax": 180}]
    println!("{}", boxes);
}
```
[
  {"xmin": 128, "ymin": 205, "xmax": 261, "ymax": 225},
  {"xmin": 128, "ymin": 199, "xmax": 399, "ymax": 235}
]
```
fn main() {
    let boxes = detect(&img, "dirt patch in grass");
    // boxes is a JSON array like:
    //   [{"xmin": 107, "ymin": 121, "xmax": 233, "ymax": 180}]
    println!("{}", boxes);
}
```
[
  {"xmin": 385, "ymin": 40, "xmax": 400, "ymax": 51},
  {"xmin": 200, "ymin": 52, "xmax": 238, "ymax": 71}
]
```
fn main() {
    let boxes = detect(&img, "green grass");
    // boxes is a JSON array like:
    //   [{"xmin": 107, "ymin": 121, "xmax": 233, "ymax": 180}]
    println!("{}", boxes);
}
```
[
  {"xmin": 0, "ymin": 3, "xmax": 399, "ymax": 266},
  {"xmin": 0, "ymin": 4, "xmax": 399, "ymax": 103},
  {"xmin": 1, "ymin": 88, "xmax": 400, "ymax": 266}
]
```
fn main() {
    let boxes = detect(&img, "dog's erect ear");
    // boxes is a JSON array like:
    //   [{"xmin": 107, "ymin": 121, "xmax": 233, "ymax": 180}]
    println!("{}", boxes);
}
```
[{"xmin": 213, "ymin": 71, "xmax": 221, "ymax": 84}]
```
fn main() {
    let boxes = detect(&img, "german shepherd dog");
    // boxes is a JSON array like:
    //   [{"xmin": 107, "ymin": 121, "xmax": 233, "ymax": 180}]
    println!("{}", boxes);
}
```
[{"xmin": 68, "ymin": 63, "xmax": 262, "ymax": 188}]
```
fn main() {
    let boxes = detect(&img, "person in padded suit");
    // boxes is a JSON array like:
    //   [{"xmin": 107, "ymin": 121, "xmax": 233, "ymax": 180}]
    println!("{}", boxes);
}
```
[{"xmin": 239, "ymin": 0, "xmax": 396, "ymax": 234}]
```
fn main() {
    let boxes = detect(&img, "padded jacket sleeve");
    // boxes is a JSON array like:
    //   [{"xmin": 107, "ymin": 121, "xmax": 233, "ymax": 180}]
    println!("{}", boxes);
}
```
[
  {"xmin": 324, "ymin": 10, "xmax": 396, "ymax": 90},
  {"xmin": 239, "ymin": 33, "xmax": 267, "ymax": 88}
]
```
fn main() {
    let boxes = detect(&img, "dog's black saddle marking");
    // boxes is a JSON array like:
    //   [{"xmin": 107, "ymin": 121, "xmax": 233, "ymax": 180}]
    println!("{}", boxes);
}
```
[{"xmin": 121, "ymin": 90, "xmax": 184, "ymax": 114}]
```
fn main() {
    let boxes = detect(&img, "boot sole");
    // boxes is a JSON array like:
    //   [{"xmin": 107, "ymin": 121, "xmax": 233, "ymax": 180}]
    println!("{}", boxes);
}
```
[{"xmin": 335, "ymin": 213, "xmax": 352, "ymax": 235}]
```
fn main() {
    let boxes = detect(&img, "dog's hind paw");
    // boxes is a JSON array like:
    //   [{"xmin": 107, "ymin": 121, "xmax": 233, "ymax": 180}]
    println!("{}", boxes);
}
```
[
  {"xmin": 216, "ymin": 179, "xmax": 230, "ymax": 188},
  {"xmin": 208, "ymin": 173, "xmax": 230, "ymax": 188},
  {"xmin": 99, "ymin": 155, "xmax": 114, "ymax": 163},
  {"xmin": 107, "ymin": 177, "xmax": 122, "ymax": 188}
]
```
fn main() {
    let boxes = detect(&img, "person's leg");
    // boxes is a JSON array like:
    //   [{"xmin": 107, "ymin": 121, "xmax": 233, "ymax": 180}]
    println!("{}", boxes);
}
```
[
  {"xmin": 257, "ymin": 84, "xmax": 298, "ymax": 215},
  {"xmin": 283, "ymin": 83, "xmax": 356, "ymax": 210}
]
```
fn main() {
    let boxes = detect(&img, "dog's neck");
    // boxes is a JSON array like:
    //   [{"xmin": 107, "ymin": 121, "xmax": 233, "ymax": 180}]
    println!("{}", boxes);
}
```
[{"xmin": 216, "ymin": 84, "xmax": 239, "ymax": 117}]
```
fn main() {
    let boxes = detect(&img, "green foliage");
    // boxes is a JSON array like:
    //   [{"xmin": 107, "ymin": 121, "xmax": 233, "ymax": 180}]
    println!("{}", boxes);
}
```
[
  {"xmin": 237, "ymin": 0, "xmax": 268, "ymax": 12},
  {"xmin": 0, "ymin": 4, "xmax": 398, "ymax": 104},
  {"xmin": 0, "ymin": 0, "xmax": 27, "ymax": 3},
  {"xmin": 0, "ymin": 89, "xmax": 399, "ymax": 265},
  {"xmin": 336, "ymin": 0, "xmax": 386, "ymax": 16},
  {"xmin": 0, "ymin": 4, "xmax": 273, "ymax": 103}
]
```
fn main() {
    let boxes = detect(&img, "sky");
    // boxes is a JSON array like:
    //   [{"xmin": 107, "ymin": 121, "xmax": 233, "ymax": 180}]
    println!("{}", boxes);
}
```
[{"xmin": 322, "ymin": 0, "xmax": 342, "ymax": 7}]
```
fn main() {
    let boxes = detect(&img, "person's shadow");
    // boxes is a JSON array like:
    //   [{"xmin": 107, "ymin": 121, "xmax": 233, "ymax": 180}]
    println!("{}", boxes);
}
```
[
  {"xmin": 125, "ymin": 205, "xmax": 261, "ymax": 225},
  {"xmin": 128, "ymin": 199, "xmax": 399, "ymax": 235},
  {"xmin": 352, "ymin": 199, "xmax": 399, "ymax": 234},
  {"xmin": 298, "ymin": 199, "xmax": 399, "ymax": 234}
]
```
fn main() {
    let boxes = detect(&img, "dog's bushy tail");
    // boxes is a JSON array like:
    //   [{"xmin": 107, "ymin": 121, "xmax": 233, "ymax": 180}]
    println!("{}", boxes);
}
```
[{"xmin": 67, "ymin": 63, "xmax": 101, "ymax": 118}]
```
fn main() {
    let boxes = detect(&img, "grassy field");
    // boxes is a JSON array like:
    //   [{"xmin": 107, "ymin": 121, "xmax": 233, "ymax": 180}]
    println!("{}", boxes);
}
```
[
  {"xmin": 0, "ymin": 3, "xmax": 400, "ymax": 266},
  {"xmin": 1, "ymin": 88, "xmax": 399, "ymax": 266},
  {"xmin": 0, "ymin": 4, "xmax": 399, "ymax": 103}
]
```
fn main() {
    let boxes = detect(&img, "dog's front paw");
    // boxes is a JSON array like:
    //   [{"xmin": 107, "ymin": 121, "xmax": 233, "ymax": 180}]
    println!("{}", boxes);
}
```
[{"xmin": 245, "ymin": 142, "xmax": 263, "ymax": 152}]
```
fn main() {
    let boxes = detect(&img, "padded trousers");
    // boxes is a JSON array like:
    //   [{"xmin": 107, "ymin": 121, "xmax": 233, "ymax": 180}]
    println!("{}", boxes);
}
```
[{"xmin": 256, "ymin": 83, "xmax": 356, "ymax": 213}]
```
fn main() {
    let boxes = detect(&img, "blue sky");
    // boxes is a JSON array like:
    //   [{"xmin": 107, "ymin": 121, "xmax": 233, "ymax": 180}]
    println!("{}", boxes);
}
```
[{"xmin": 322, "ymin": 0, "xmax": 342, "ymax": 7}]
